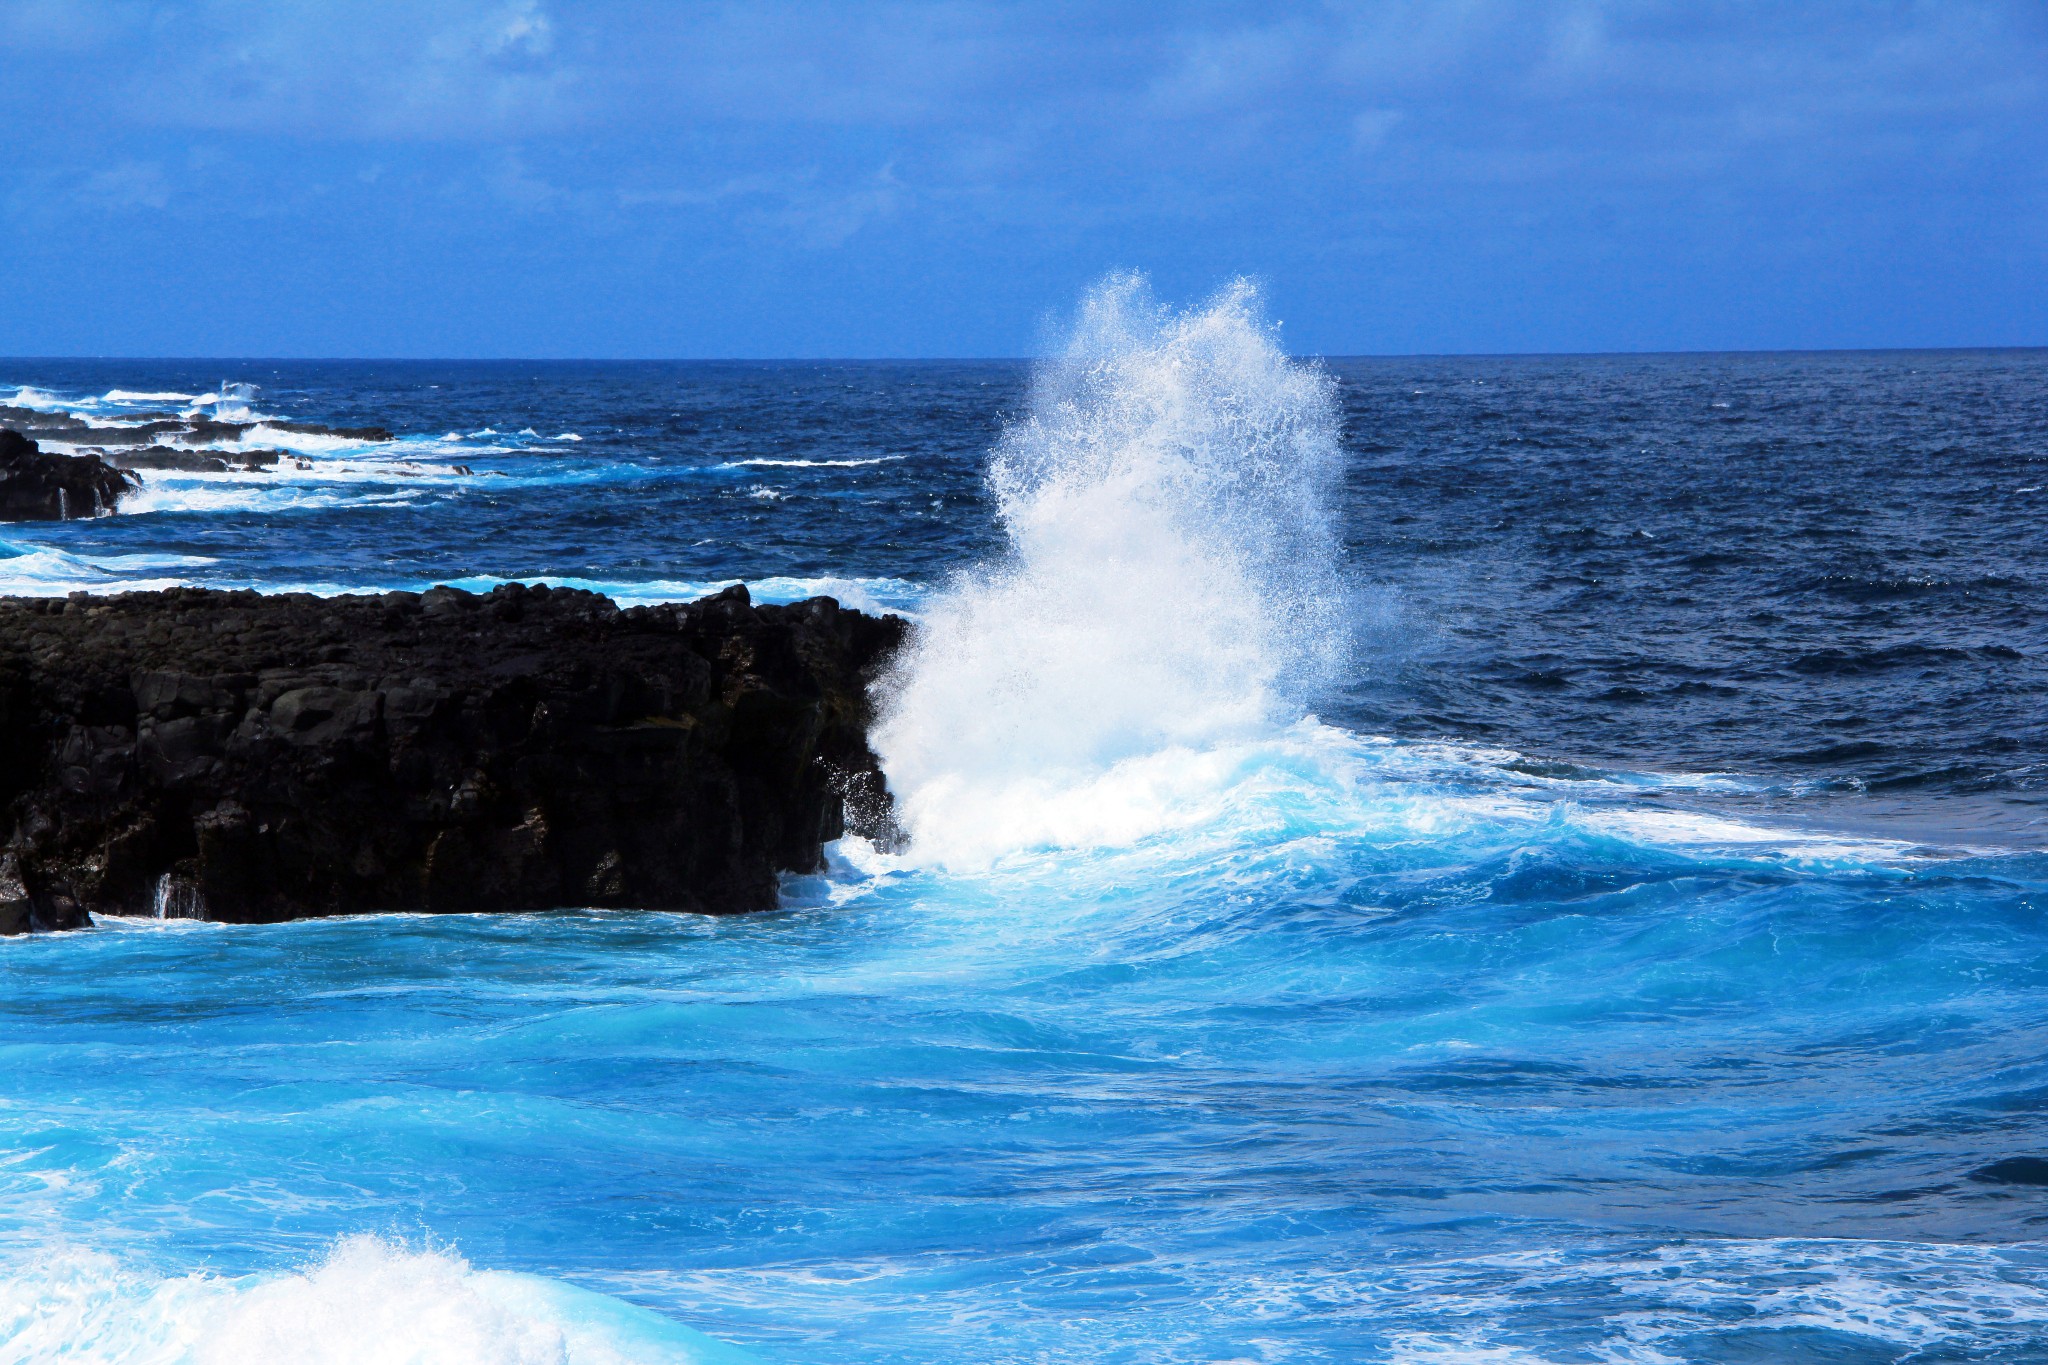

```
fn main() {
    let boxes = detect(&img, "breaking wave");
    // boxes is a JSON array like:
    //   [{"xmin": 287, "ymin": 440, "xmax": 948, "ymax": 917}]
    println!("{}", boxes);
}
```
[
  {"xmin": 875, "ymin": 275, "xmax": 1351, "ymax": 865},
  {"xmin": 0, "ymin": 1235, "xmax": 754, "ymax": 1365}
]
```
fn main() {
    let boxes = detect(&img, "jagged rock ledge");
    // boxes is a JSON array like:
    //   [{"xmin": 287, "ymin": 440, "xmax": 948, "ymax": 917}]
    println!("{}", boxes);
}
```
[
  {"xmin": 0, "ymin": 429, "xmax": 137, "ymax": 521},
  {"xmin": 0, "ymin": 583, "xmax": 904, "ymax": 934}
]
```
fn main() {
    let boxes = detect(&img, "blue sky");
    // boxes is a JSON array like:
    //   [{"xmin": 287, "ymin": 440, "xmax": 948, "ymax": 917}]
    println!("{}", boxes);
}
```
[{"xmin": 2, "ymin": 1, "xmax": 2043, "ymax": 357}]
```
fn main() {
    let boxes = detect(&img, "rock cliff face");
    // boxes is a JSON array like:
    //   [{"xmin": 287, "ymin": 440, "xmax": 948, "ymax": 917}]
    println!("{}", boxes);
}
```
[
  {"xmin": 0, "ymin": 429, "xmax": 137, "ymax": 521},
  {"xmin": 0, "ymin": 583, "xmax": 904, "ymax": 933}
]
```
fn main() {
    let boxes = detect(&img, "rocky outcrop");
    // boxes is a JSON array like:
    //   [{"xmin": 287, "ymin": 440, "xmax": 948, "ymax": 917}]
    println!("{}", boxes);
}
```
[
  {"xmin": 107, "ymin": 445, "xmax": 285, "ymax": 474},
  {"xmin": 269, "ymin": 419, "xmax": 394, "ymax": 441},
  {"xmin": 0, "ymin": 406, "xmax": 89, "ymax": 433},
  {"xmin": 0, "ymin": 583, "xmax": 904, "ymax": 933},
  {"xmin": 0, "ymin": 404, "xmax": 394, "ymax": 446},
  {"xmin": 0, "ymin": 429, "xmax": 138, "ymax": 520}
]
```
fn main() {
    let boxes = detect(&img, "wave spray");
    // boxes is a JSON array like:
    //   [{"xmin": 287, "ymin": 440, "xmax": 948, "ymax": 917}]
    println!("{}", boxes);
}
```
[{"xmin": 874, "ymin": 275, "xmax": 1353, "ymax": 865}]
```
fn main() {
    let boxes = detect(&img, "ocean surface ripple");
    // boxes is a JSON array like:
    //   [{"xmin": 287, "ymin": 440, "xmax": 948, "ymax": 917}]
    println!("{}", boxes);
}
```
[{"xmin": 3, "ymin": 314, "xmax": 2047, "ymax": 1362}]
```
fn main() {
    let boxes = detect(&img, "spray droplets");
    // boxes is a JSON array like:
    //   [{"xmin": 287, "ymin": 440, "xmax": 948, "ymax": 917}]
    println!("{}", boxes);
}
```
[{"xmin": 875, "ymin": 275, "xmax": 1353, "ymax": 866}]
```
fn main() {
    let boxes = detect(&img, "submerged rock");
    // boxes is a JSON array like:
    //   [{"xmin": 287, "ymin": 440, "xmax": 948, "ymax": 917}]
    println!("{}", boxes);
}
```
[
  {"xmin": 0, "ymin": 429, "xmax": 139, "ymax": 521},
  {"xmin": 0, "ymin": 583, "xmax": 904, "ymax": 932}
]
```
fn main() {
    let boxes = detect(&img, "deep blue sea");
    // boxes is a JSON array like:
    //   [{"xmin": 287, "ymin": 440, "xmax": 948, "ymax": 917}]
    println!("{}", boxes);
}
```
[{"xmin": 4, "ymin": 291, "xmax": 2048, "ymax": 1363}]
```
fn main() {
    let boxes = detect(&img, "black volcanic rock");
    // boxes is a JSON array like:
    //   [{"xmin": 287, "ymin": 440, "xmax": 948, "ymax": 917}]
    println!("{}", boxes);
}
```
[
  {"xmin": 51, "ymin": 419, "xmax": 193, "ymax": 445},
  {"xmin": 269, "ymin": 420, "xmax": 395, "ymax": 441},
  {"xmin": 104, "ymin": 445, "xmax": 233, "ymax": 473},
  {"xmin": 0, "ymin": 583, "xmax": 904, "ymax": 932},
  {"xmin": 0, "ymin": 429, "xmax": 139, "ymax": 520},
  {"xmin": 0, "ymin": 406, "xmax": 89, "ymax": 432},
  {"xmin": 102, "ymin": 445, "xmax": 285, "ymax": 474}
]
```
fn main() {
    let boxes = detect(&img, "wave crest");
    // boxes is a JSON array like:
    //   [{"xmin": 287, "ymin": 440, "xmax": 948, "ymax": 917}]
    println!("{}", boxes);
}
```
[{"xmin": 0, "ymin": 1235, "xmax": 752, "ymax": 1365}]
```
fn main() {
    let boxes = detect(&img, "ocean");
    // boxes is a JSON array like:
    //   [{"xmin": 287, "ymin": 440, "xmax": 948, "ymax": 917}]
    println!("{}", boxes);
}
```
[{"xmin": 2, "ymin": 284, "xmax": 2046, "ymax": 1363}]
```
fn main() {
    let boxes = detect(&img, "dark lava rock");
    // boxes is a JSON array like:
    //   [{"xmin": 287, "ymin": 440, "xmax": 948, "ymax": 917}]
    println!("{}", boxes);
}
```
[
  {"xmin": 57, "ymin": 419, "xmax": 192, "ymax": 446},
  {"xmin": 102, "ymin": 446, "xmax": 283, "ymax": 474},
  {"xmin": 107, "ymin": 445, "xmax": 233, "ymax": 473},
  {"xmin": 183, "ymin": 419, "xmax": 259, "ymax": 443},
  {"xmin": 0, "ymin": 582, "xmax": 905, "ymax": 932},
  {"xmin": 0, "ymin": 429, "xmax": 139, "ymax": 521},
  {"xmin": 269, "ymin": 420, "xmax": 395, "ymax": 442},
  {"xmin": 0, "ymin": 406, "xmax": 88, "ymax": 432}
]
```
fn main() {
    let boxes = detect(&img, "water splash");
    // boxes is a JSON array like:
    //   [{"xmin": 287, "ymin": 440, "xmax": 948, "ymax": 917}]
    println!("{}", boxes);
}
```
[
  {"xmin": 198, "ymin": 381, "xmax": 261, "ymax": 423},
  {"xmin": 873, "ymin": 275, "xmax": 1353, "ymax": 865}
]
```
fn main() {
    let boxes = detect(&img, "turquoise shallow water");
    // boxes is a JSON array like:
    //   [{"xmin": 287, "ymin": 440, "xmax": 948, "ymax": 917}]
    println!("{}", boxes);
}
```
[
  {"xmin": 5, "ymin": 726, "xmax": 2048, "ymax": 1362},
  {"xmin": 3, "ymin": 298, "xmax": 2048, "ymax": 1361}
]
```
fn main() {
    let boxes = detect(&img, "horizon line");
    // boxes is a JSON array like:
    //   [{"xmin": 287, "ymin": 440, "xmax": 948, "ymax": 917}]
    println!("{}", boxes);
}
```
[{"xmin": 3, "ymin": 344, "xmax": 2044, "ymax": 367}]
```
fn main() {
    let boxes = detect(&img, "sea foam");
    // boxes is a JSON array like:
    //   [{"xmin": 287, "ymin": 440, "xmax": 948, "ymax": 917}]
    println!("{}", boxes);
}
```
[{"xmin": 0, "ymin": 1235, "xmax": 754, "ymax": 1365}]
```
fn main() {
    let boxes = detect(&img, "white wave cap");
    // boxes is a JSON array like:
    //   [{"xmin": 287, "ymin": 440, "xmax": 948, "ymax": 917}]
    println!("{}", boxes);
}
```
[
  {"xmin": 0, "ymin": 1235, "xmax": 754, "ymax": 1365},
  {"xmin": 874, "ymin": 273, "xmax": 1353, "ymax": 866}
]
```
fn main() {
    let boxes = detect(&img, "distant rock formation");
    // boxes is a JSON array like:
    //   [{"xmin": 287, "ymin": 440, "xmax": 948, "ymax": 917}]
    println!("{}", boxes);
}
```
[
  {"xmin": 0, "ymin": 402, "xmax": 394, "ymax": 514},
  {"xmin": 0, "ymin": 583, "xmax": 904, "ymax": 933},
  {"xmin": 0, "ymin": 429, "xmax": 137, "ymax": 521},
  {"xmin": 107, "ymin": 446, "xmax": 285, "ymax": 474},
  {"xmin": 0, "ymin": 405, "xmax": 394, "ymax": 447},
  {"xmin": 267, "ymin": 419, "xmax": 395, "ymax": 442}
]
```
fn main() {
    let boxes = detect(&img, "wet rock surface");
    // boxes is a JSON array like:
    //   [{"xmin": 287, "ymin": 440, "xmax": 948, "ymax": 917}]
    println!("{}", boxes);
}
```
[
  {"xmin": 106, "ymin": 445, "xmax": 286, "ymax": 474},
  {"xmin": 0, "ymin": 429, "xmax": 137, "ymax": 521},
  {"xmin": 0, "ymin": 583, "xmax": 904, "ymax": 932}
]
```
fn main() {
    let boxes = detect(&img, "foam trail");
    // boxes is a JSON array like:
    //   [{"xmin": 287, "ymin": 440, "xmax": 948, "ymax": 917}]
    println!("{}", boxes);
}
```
[{"xmin": 874, "ymin": 275, "xmax": 1351, "ymax": 866}]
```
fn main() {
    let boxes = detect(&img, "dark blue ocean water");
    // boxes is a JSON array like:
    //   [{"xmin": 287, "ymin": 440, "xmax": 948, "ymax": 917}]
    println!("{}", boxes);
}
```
[{"xmin": 3, "ymin": 323, "xmax": 2047, "ymax": 1363}]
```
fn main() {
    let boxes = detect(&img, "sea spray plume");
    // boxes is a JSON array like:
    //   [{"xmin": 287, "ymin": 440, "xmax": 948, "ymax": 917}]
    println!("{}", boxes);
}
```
[{"xmin": 874, "ymin": 274, "xmax": 1352, "ymax": 865}]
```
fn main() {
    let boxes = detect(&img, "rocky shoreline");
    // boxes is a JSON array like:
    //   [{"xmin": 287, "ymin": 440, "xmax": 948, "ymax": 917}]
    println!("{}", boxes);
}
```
[
  {"xmin": 0, "ymin": 583, "xmax": 904, "ymax": 934},
  {"xmin": 1, "ymin": 406, "xmax": 395, "ymax": 520}
]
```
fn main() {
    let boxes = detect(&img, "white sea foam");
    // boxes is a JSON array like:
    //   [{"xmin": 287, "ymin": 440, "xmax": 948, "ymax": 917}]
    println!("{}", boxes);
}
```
[
  {"xmin": 0, "ymin": 1234, "xmax": 755, "ymax": 1365},
  {"xmin": 720, "ymin": 457, "xmax": 903, "ymax": 469},
  {"xmin": 120, "ymin": 480, "xmax": 431, "ymax": 517},
  {"xmin": 100, "ymin": 391, "xmax": 199, "ymax": 404},
  {"xmin": 873, "ymin": 275, "xmax": 1352, "ymax": 867},
  {"xmin": 1344, "ymin": 1238, "xmax": 2048, "ymax": 1364},
  {"xmin": 241, "ymin": 424, "xmax": 388, "ymax": 454},
  {"xmin": 1, "ymin": 386, "xmax": 67, "ymax": 411},
  {"xmin": 0, "ymin": 546, "xmax": 218, "ymax": 597}
]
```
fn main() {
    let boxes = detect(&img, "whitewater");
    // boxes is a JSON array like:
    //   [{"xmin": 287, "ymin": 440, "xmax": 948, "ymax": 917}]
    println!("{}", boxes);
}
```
[{"xmin": 3, "ymin": 289, "xmax": 2048, "ymax": 1363}]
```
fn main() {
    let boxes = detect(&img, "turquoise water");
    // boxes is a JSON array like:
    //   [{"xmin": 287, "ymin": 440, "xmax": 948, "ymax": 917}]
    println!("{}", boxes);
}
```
[
  {"xmin": 4, "ymin": 286, "xmax": 2048, "ymax": 1361},
  {"xmin": 7, "ymin": 730, "xmax": 2048, "ymax": 1361}
]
